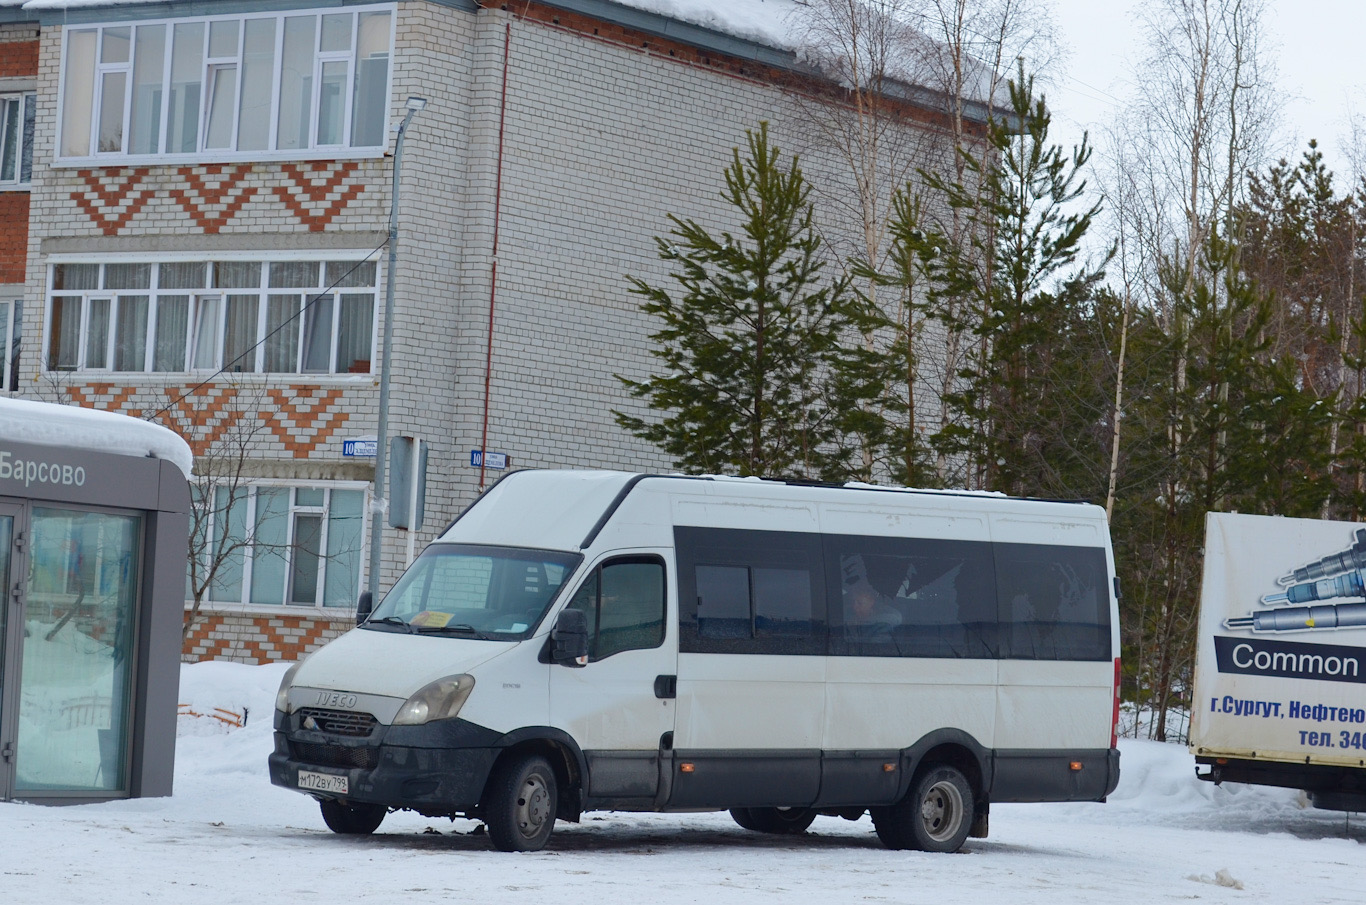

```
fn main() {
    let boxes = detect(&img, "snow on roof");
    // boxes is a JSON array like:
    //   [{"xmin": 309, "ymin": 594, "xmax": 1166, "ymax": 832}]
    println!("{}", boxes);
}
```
[
  {"xmin": 1, "ymin": 397, "xmax": 193, "ymax": 479},
  {"xmin": 615, "ymin": 0, "xmax": 802, "ymax": 51},
  {"xmin": 9, "ymin": 0, "xmax": 996, "ymax": 106}
]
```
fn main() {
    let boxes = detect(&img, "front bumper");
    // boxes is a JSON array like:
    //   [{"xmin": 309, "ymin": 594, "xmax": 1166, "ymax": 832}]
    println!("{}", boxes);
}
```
[{"xmin": 268, "ymin": 708, "xmax": 504, "ymax": 815}]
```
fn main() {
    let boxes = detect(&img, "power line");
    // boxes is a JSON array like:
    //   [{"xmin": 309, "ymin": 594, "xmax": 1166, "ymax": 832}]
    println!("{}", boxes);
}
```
[{"xmin": 147, "ymin": 244, "xmax": 387, "ymax": 422}]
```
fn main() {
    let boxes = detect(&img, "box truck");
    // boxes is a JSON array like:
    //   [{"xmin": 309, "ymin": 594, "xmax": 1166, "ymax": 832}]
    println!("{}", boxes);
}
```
[
  {"xmin": 1191, "ymin": 512, "xmax": 1366, "ymax": 810},
  {"xmin": 269, "ymin": 471, "xmax": 1122, "ymax": 850}
]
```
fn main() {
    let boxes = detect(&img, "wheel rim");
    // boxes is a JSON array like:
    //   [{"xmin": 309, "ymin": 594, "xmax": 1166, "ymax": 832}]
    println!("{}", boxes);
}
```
[
  {"xmin": 918, "ymin": 779, "xmax": 964, "ymax": 843},
  {"xmin": 515, "ymin": 773, "xmax": 552, "ymax": 839}
]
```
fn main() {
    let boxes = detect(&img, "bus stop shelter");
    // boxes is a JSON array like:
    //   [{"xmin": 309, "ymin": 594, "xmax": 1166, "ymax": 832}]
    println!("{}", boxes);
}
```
[{"xmin": 0, "ymin": 398, "xmax": 190, "ymax": 803}]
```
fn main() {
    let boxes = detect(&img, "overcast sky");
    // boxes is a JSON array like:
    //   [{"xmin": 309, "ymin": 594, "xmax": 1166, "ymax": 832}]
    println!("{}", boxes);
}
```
[{"xmin": 1046, "ymin": 0, "xmax": 1365, "ymax": 184}]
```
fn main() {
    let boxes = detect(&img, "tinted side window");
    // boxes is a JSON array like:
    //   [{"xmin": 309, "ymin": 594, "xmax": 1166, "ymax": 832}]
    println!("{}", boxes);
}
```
[
  {"xmin": 565, "ymin": 558, "xmax": 666, "ymax": 662},
  {"xmin": 696, "ymin": 565, "xmax": 750, "ymax": 639},
  {"xmin": 677, "ymin": 527, "xmax": 825, "ymax": 655},
  {"xmin": 995, "ymin": 544, "xmax": 1111, "ymax": 661},
  {"xmin": 827, "ymin": 534, "xmax": 998, "ymax": 658}
]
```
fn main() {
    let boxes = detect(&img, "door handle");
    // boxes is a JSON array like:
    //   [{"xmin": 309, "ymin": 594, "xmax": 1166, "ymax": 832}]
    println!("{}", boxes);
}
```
[{"xmin": 654, "ymin": 675, "xmax": 676, "ymax": 699}]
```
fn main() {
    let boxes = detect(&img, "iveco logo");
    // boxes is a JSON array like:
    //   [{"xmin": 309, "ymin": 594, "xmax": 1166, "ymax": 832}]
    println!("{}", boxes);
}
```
[{"xmin": 315, "ymin": 691, "xmax": 359, "ymax": 709}]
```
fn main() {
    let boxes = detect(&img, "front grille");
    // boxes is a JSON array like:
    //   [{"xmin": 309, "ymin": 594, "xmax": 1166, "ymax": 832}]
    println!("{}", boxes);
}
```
[
  {"xmin": 297, "ymin": 708, "xmax": 379, "ymax": 738},
  {"xmin": 291, "ymin": 741, "xmax": 379, "ymax": 769}
]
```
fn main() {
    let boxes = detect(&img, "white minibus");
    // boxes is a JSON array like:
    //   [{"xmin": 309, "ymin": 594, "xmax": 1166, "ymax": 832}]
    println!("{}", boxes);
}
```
[{"xmin": 269, "ymin": 471, "xmax": 1122, "ymax": 851}]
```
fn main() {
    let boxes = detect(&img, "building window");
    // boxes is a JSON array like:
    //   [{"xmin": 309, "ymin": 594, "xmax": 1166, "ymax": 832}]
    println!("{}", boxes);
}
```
[
  {"xmin": 57, "ymin": 5, "xmax": 394, "ymax": 162},
  {"xmin": 192, "ymin": 483, "xmax": 365, "ymax": 609},
  {"xmin": 0, "ymin": 92, "xmax": 35, "ymax": 187},
  {"xmin": 0, "ymin": 299, "xmax": 20, "ymax": 391},
  {"xmin": 45, "ymin": 258, "xmax": 378, "ymax": 375}
]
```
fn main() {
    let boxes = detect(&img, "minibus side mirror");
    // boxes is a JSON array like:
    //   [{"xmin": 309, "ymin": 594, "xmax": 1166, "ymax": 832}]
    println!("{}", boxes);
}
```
[
  {"xmin": 551, "ymin": 609, "xmax": 589, "ymax": 667},
  {"xmin": 356, "ymin": 591, "xmax": 373, "ymax": 626}
]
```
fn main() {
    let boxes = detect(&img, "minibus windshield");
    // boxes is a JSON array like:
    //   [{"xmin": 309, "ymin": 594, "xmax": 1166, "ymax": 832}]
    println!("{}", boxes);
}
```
[{"xmin": 364, "ymin": 544, "xmax": 581, "ymax": 641}]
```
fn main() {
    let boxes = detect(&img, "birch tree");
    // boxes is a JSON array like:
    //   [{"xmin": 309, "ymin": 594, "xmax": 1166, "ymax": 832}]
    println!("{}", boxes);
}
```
[{"xmin": 1103, "ymin": 0, "xmax": 1278, "ymax": 740}]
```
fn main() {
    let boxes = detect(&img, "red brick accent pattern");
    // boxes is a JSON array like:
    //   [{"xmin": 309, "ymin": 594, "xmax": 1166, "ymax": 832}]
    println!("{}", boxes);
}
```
[
  {"xmin": 259, "ymin": 387, "xmax": 350, "ymax": 457},
  {"xmin": 154, "ymin": 385, "xmax": 247, "ymax": 457},
  {"xmin": 273, "ymin": 162, "xmax": 364, "ymax": 231},
  {"xmin": 183, "ymin": 612, "xmax": 349, "ymax": 663},
  {"xmin": 0, "ymin": 40, "xmax": 38, "ymax": 79},
  {"xmin": 168, "ymin": 164, "xmax": 258, "ymax": 234},
  {"xmin": 65, "ymin": 383, "xmax": 139, "ymax": 415},
  {"xmin": 70, "ymin": 168, "xmax": 154, "ymax": 236},
  {"xmin": 0, "ymin": 192, "xmax": 28, "ymax": 285}
]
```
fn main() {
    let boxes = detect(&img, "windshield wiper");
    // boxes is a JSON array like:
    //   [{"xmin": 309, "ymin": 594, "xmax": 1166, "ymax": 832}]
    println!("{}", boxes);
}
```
[
  {"xmin": 365, "ymin": 616, "xmax": 417, "ymax": 634},
  {"xmin": 414, "ymin": 623, "xmax": 479, "ymax": 634}
]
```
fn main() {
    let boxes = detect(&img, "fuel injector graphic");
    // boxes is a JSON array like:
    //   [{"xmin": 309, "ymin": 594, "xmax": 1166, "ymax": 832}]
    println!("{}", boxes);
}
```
[
  {"xmin": 1226, "ymin": 602, "xmax": 1366, "ymax": 632},
  {"xmin": 1224, "ymin": 529, "xmax": 1366, "ymax": 633},
  {"xmin": 1261, "ymin": 569, "xmax": 1365, "ymax": 605},
  {"xmin": 1277, "ymin": 528, "xmax": 1366, "ymax": 585}
]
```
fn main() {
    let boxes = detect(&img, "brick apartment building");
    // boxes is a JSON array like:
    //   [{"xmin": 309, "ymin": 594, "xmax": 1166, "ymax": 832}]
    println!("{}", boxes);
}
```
[
  {"xmin": 0, "ymin": 0, "xmax": 987, "ymax": 663},
  {"xmin": 1, "ymin": 15, "xmax": 34, "ymax": 392}
]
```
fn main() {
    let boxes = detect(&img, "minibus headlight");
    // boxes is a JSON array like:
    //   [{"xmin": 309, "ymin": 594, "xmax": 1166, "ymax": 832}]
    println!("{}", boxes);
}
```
[
  {"xmin": 392, "ymin": 675, "xmax": 476, "ymax": 726},
  {"xmin": 275, "ymin": 662, "xmax": 303, "ymax": 714}
]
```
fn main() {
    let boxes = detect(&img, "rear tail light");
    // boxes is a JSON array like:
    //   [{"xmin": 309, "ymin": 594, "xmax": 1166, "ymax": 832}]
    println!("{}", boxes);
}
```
[{"xmin": 1111, "ymin": 657, "xmax": 1122, "ymax": 749}]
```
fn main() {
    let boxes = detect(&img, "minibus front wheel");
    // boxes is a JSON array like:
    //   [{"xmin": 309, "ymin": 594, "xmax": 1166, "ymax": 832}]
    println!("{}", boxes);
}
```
[
  {"xmin": 872, "ymin": 765, "xmax": 974, "ymax": 853},
  {"xmin": 483, "ymin": 753, "xmax": 559, "ymax": 852}
]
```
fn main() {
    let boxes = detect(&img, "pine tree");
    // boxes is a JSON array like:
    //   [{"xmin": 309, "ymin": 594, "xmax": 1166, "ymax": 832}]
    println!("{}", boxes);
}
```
[
  {"xmin": 615, "ymin": 124, "xmax": 863, "ymax": 478},
  {"xmin": 845, "ymin": 189, "xmax": 956, "ymax": 487},
  {"xmin": 911, "ymin": 61, "xmax": 1106, "ymax": 493}
]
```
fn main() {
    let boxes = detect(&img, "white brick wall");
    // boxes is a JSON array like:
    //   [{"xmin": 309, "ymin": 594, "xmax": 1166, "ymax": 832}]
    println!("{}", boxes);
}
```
[{"xmin": 20, "ymin": 1, "xmax": 958, "ymax": 653}]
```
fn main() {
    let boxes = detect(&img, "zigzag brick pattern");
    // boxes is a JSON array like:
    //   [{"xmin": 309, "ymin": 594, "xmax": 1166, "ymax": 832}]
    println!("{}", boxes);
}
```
[
  {"xmin": 183, "ymin": 613, "xmax": 349, "ymax": 663},
  {"xmin": 169, "ymin": 164, "xmax": 259, "ymax": 234},
  {"xmin": 70, "ymin": 169, "xmax": 154, "ymax": 236},
  {"xmin": 273, "ymin": 162, "xmax": 365, "ymax": 232},
  {"xmin": 63, "ymin": 162, "xmax": 370, "ymax": 235},
  {"xmin": 259, "ymin": 387, "xmax": 351, "ymax": 457}
]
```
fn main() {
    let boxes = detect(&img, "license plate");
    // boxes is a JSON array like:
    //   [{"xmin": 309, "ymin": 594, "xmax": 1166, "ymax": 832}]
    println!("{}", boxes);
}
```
[{"xmin": 298, "ymin": 770, "xmax": 348, "ymax": 794}]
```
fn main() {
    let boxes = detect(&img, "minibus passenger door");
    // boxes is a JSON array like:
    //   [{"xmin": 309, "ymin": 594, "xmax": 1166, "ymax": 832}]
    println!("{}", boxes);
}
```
[{"xmin": 548, "ymin": 555, "xmax": 675, "ymax": 802}]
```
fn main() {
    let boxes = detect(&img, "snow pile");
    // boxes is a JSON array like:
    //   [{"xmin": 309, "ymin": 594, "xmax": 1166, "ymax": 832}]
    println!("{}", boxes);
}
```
[
  {"xmin": 0, "ymin": 396, "xmax": 193, "ymax": 479},
  {"xmin": 0, "ymin": 659, "xmax": 1361, "ymax": 905}
]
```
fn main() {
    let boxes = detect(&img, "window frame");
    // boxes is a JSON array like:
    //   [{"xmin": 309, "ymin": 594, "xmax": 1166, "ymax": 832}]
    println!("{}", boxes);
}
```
[
  {"xmin": 676, "ymin": 526, "xmax": 828, "ymax": 656},
  {"xmin": 565, "ymin": 555, "xmax": 668, "ymax": 663},
  {"xmin": 0, "ymin": 91, "xmax": 36, "ymax": 188},
  {"xmin": 993, "ymin": 542, "xmax": 1112, "ymax": 662},
  {"xmin": 674, "ymin": 525, "xmax": 1113, "ymax": 662},
  {"xmin": 193, "ymin": 481, "xmax": 369, "ymax": 611},
  {"xmin": 824, "ymin": 532, "xmax": 1000, "ymax": 660},
  {"xmin": 44, "ymin": 253, "xmax": 380, "ymax": 377},
  {"xmin": 0, "ymin": 298, "xmax": 21, "ymax": 391},
  {"xmin": 55, "ymin": 4, "xmax": 396, "ymax": 165}
]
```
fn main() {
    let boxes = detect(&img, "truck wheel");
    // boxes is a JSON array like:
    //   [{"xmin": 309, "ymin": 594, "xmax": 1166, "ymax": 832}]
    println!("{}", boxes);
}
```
[
  {"xmin": 873, "ymin": 765, "xmax": 973, "ymax": 853},
  {"xmin": 319, "ymin": 799, "xmax": 387, "ymax": 834},
  {"xmin": 740, "ymin": 806, "xmax": 817, "ymax": 834},
  {"xmin": 484, "ymin": 753, "xmax": 558, "ymax": 852}
]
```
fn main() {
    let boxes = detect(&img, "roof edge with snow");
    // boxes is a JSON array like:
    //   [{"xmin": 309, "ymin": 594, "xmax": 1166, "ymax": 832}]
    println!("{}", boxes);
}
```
[{"xmin": 6, "ymin": 0, "xmax": 999, "ymax": 125}]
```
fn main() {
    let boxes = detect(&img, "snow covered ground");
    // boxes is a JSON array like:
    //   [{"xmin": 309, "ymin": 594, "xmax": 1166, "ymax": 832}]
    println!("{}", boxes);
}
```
[{"xmin": 1, "ymin": 660, "xmax": 1361, "ymax": 904}]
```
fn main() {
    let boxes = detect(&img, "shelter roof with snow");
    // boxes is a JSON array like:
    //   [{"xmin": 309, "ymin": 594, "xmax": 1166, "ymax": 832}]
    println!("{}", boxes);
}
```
[{"xmin": 0, "ymin": 397, "xmax": 193, "ymax": 479}]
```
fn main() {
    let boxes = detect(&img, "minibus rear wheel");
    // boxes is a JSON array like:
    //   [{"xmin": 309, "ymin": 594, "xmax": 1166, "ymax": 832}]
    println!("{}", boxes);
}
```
[
  {"xmin": 872, "ymin": 765, "xmax": 973, "ymax": 853},
  {"xmin": 483, "ymin": 753, "xmax": 559, "ymax": 852},
  {"xmin": 729, "ymin": 808, "xmax": 761, "ymax": 831},
  {"xmin": 735, "ymin": 806, "xmax": 817, "ymax": 834},
  {"xmin": 318, "ymin": 799, "xmax": 387, "ymax": 835}
]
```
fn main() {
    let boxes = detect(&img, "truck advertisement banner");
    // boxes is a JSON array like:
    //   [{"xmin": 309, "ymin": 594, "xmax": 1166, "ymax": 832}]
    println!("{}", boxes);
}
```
[{"xmin": 1191, "ymin": 512, "xmax": 1366, "ymax": 766}]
